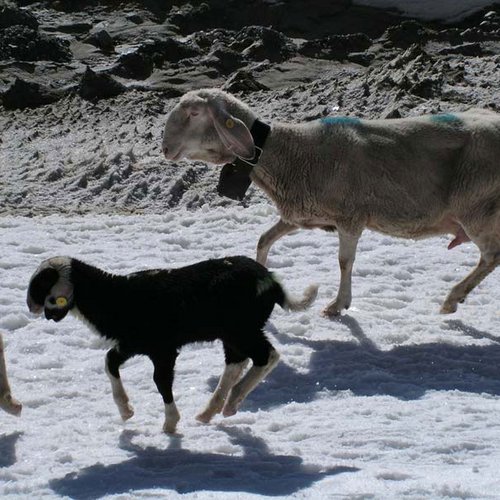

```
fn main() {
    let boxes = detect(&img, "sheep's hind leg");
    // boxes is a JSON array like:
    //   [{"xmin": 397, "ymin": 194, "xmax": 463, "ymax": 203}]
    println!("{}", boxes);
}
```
[
  {"xmin": 105, "ymin": 348, "xmax": 134, "ymax": 421},
  {"xmin": 441, "ymin": 225, "xmax": 500, "ymax": 313},
  {"xmin": 196, "ymin": 344, "xmax": 249, "ymax": 423},
  {"xmin": 441, "ymin": 250, "xmax": 500, "ymax": 313},
  {"xmin": 0, "ymin": 334, "xmax": 22, "ymax": 416},
  {"xmin": 256, "ymin": 219, "xmax": 297, "ymax": 266},
  {"xmin": 222, "ymin": 338, "xmax": 279, "ymax": 417}
]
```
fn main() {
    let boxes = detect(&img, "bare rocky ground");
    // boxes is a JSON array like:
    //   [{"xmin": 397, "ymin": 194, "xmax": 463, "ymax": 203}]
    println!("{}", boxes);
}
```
[{"xmin": 1, "ymin": 0, "xmax": 499, "ymax": 215}]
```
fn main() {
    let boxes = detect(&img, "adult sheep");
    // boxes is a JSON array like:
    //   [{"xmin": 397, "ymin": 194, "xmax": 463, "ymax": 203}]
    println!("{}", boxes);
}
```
[{"xmin": 162, "ymin": 88, "xmax": 500, "ymax": 316}]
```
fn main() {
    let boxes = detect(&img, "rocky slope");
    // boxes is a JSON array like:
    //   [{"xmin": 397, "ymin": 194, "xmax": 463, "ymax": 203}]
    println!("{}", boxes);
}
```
[{"xmin": 1, "ymin": 0, "xmax": 499, "ymax": 215}]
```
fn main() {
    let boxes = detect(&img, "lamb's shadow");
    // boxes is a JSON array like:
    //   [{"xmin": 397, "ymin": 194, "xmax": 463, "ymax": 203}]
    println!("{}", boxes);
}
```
[
  {"xmin": 209, "ymin": 315, "xmax": 500, "ymax": 412},
  {"xmin": 49, "ymin": 428, "xmax": 357, "ymax": 499},
  {"xmin": 0, "ymin": 432, "xmax": 22, "ymax": 468}
]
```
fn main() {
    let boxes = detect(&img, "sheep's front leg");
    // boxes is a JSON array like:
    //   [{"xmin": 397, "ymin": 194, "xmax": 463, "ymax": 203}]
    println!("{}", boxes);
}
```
[
  {"xmin": 0, "ymin": 335, "xmax": 22, "ymax": 416},
  {"xmin": 152, "ymin": 353, "xmax": 180, "ymax": 434},
  {"xmin": 323, "ymin": 229, "xmax": 360, "ymax": 317},
  {"xmin": 256, "ymin": 219, "xmax": 297, "ymax": 266},
  {"xmin": 105, "ymin": 348, "xmax": 134, "ymax": 421}
]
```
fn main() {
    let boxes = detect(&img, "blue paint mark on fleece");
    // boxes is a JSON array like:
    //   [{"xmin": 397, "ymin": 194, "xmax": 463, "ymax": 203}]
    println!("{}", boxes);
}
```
[
  {"xmin": 321, "ymin": 116, "xmax": 361, "ymax": 126},
  {"xmin": 430, "ymin": 113, "xmax": 462, "ymax": 125}
]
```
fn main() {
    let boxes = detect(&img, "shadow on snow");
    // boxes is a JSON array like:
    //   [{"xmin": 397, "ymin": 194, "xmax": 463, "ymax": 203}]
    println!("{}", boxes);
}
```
[
  {"xmin": 211, "ymin": 315, "xmax": 500, "ymax": 410},
  {"xmin": 0, "ymin": 432, "xmax": 22, "ymax": 468},
  {"xmin": 49, "ymin": 428, "xmax": 357, "ymax": 498}
]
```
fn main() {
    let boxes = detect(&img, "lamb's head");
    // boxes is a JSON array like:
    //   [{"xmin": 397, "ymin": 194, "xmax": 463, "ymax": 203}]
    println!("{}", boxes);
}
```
[
  {"xmin": 27, "ymin": 257, "xmax": 74, "ymax": 322},
  {"xmin": 162, "ymin": 89, "xmax": 256, "ymax": 165}
]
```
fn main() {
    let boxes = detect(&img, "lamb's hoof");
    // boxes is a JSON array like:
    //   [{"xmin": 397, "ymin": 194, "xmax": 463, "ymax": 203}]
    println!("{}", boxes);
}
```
[
  {"xmin": 163, "ymin": 422, "xmax": 178, "ymax": 434},
  {"xmin": 0, "ymin": 394, "xmax": 22, "ymax": 416},
  {"xmin": 440, "ymin": 302, "xmax": 457, "ymax": 314},
  {"xmin": 119, "ymin": 405, "xmax": 134, "ymax": 421}
]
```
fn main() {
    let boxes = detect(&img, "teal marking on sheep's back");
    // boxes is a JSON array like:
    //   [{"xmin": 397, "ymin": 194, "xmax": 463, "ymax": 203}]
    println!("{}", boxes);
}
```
[
  {"xmin": 430, "ymin": 113, "xmax": 462, "ymax": 125},
  {"xmin": 321, "ymin": 116, "xmax": 361, "ymax": 126}
]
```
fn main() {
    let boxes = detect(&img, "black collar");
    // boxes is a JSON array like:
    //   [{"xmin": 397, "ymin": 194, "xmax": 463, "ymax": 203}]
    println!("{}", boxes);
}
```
[{"xmin": 217, "ymin": 119, "xmax": 270, "ymax": 200}]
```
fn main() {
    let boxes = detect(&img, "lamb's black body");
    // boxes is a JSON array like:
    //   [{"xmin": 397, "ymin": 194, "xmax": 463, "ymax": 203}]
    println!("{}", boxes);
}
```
[
  {"xmin": 28, "ymin": 254, "xmax": 316, "ymax": 431},
  {"xmin": 72, "ymin": 256, "xmax": 283, "ymax": 364}
]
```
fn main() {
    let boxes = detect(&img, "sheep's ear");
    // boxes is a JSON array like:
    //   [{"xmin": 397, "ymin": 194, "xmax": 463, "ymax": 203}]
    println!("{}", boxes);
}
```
[{"xmin": 206, "ymin": 99, "xmax": 255, "ymax": 160}]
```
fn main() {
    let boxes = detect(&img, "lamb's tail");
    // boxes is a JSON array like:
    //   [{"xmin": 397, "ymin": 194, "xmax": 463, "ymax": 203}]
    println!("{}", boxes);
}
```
[{"xmin": 282, "ymin": 284, "xmax": 319, "ymax": 312}]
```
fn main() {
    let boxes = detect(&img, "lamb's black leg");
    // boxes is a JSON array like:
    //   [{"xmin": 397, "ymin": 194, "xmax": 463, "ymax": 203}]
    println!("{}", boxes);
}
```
[
  {"xmin": 105, "ymin": 347, "xmax": 133, "ymax": 421},
  {"xmin": 151, "ymin": 352, "xmax": 179, "ymax": 434},
  {"xmin": 196, "ymin": 344, "xmax": 249, "ymax": 424}
]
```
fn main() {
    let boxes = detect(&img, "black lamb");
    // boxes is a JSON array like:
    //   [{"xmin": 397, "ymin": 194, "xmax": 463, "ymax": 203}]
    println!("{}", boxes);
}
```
[{"xmin": 27, "ymin": 255, "xmax": 318, "ymax": 433}]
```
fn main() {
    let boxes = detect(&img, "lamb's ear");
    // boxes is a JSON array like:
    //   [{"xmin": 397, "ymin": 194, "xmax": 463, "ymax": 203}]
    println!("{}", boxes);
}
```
[{"xmin": 206, "ymin": 99, "xmax": 255, "ymax": 160}]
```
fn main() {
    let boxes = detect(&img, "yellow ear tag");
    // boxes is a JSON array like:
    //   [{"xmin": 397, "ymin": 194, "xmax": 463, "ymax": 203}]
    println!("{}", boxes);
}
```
[
  {"xmin": 56, "ymin": 297, "xmax": 68, "ymax": 308},
  {"xmin": 225, "ymin": 118, "xmax": 234, "ymax": 129}
]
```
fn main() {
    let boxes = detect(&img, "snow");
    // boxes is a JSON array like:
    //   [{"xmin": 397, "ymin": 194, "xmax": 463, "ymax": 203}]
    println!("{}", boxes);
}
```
[
  {"xmin": 2, "ymin": 204, "xmax": 500, "ymax": 498},
  {"xmin": 355, "ymin": 0, "xmax": 500, "ymax": 22}
]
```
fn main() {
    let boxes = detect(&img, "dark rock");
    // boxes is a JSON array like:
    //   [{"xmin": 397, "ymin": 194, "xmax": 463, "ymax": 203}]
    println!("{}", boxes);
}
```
[
  {"xmin": 299, "ymin": 34, "xmax": 371, "ymax": 61},
  {"xmin": 190, "ymin": 29, "xmax": 234, "ymax": 50},
  {"xmin": 368, "ymin": 45, "xmax": 453, "ymax": 99},
  {"xmin": 111, "ymin": 51, "xmax": 154, "ymax": 80},
  {"xmin": 46, "ymin": 167, "xmax": 64, "ymax": 182},
  {"xmin": 84, "ymin": 29, "xmax": 115, "ymax": 53},
  {"xmin": 459, "ymin": 27, "xmax": 500, "ymax": 41},
  {"xmin": 381, "ymin": 106, "xmax": 402, "ymax": 119},
  {"xmin": 169, "ymin": 0, "xmax": 401, "ymax": 39},
  {"xmin": 0, "ymin": 4, "xmax": 38, "ymax": 29},
  {"xmin": 347, "ymin": 51, "xmax": 375, "ymax": 66},
  {"xmin": 2, "ymin": 77, "xmax": 63, "ymax": 109},
  {"xmin": 235, "ymin": 26, "xmax": 296, "ymax": 63},
  {"xmin": 222, "ymin": 70, "xmax": 269, "ymax": 93},
  {"xmin": 205, "ymin": 45, "xmax": 245, "ymax": 74},
  {"xmin": 138, "ymin": 37, "xmax": 202, "ymax": 66},
  {"xmin": 125, "ymin": 13, "xmax": 144, "ymax": 24},
  {"xmin": 438, "ymin": 42, "xmax": 485, "ymax": 57},
  {"xmin": 79, "ymin": 66, "xmax": 127, "ymax": 101},
  {"xmin": 0, "ymin": 25, "xmax": 72, "ymax": 62},
  {"xmin": 383, "ymin": 20, "xmax": 434, "ymax": 48},
  {"xmin": 48, "ymin": 22, "xmax": 92, "ymax": 34}
]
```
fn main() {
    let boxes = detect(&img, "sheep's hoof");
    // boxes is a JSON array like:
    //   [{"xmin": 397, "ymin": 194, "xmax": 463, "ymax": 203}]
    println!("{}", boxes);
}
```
[
  {"xmin": 195, "ymin": 410, "xmax": 214, "ymax": 424},
  {"xmin": 322, "ymin": 297, "xmax": 351, "ymax": 317},
  {"xmin": 440, "ymin": 301, "xmax": 458, "ymax": 314},
  {"xmin": 321, "ymin": 304, "xmax": 343, "ymax": 317},
  {"xmin": 0, "ymin": 394, "xmax": 22, "ymax": 416},
  {"xmin": 119, "ymin": 404, "xmax": 134, "ymax": 421},
  {"xmin": 222, "ymin": 404, "xmax": 238, "ymax": 418}
]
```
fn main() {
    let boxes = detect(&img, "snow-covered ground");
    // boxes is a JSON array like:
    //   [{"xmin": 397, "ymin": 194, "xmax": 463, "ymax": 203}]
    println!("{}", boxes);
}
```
[
  {"xmin": 356, "ymin": 0, "xmax": 500, "ymax": 22},
  {"xmin": 1, "ymin": 204, "xmax": 500, "ymax": 498}
]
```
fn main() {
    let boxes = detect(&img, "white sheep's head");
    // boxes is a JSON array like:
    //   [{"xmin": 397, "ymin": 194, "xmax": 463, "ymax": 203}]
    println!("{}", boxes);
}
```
[
  {"xmin": 162, "ymin": 89, "xmax": 256, "ymax": 165},
  {"xmin": 27, "ymin": 257, "xmax": 74, "ymax": 322}
]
